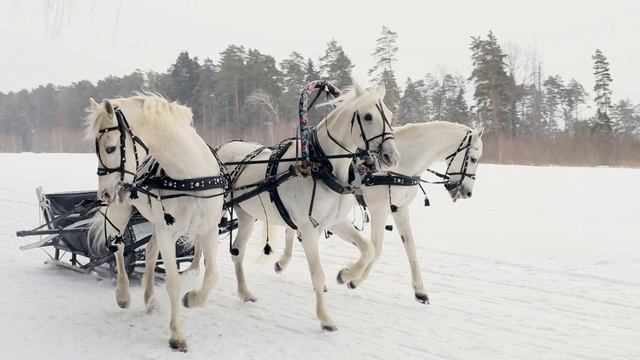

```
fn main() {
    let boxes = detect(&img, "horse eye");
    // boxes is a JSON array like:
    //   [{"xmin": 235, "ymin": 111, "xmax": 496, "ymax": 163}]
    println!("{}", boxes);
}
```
[
  {"xmin": 105, "ymin": 146, "xmax": 116, "ymax": 154},
  {"xmin": 364, "ymin": 113, "xmax": 373, "ymax": 121},
  {"xmin": 470, "ymin": 157, "xmax": 477, "ymax": 164}
]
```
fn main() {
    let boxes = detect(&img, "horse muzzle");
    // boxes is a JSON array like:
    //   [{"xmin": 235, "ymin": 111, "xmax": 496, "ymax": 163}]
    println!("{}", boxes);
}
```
[{"xmin": 378, "ymin": 143, "xmax": 400, "ymax": 170}]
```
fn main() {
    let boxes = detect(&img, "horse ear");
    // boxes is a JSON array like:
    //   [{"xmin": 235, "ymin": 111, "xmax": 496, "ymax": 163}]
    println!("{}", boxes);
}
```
[
  {"xmin": 104, "ymin": 100, "xmax": 114, "ymax": 116},
  {"xmin": 89, "ymin": 97, "xmax": 99, "ymax": 110},
  {"xmin": 474, "ymin": 125, "xmax": 485, "ymax": 138}
]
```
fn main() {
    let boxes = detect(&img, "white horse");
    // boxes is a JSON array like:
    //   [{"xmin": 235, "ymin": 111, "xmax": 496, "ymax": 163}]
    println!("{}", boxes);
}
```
[
  {"xmin": 86, "ymin": 95, "xmax": 224, "ymax": 351},
  {"xmin": 275, "ymin": 121, "xmax": 484, "ymax": 303},
  {"xmin": 215, "ymin": 86, "xmax": 400, "ymax": 331}
]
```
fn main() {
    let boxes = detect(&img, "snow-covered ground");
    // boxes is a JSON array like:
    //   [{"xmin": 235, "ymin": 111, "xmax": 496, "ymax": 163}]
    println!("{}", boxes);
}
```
[{"xmin": 1, "ymin": 153, "xmax": 638, "ymax": 359}]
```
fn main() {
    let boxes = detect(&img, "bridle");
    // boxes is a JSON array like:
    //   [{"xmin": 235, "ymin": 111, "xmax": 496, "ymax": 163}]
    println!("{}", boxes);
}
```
[
  {"xmin": 326, "ymin": 98, "xmax": 395, "ymax": 159},
  {"xmin": 442, "ymin": 130, "xmax": 476, "ymax": 194},
  {"xmin": 420, "ymin": 130, "xmax": 477, "ymax": 196},
  {"xmin": 350, "ymin": 99, "xmax": 395, "ymax": 154},
  {"xmin": 95, "ymin": 108, "xmax": 148, "ymax": 184}
]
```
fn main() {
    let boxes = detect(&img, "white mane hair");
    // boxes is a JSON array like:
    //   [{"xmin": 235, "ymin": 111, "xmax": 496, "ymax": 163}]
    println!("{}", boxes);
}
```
[
  {"xmin": 318, "ymin": 84, "xmax": 388, "ymax": 118},
  {"xmin": 395, "ymin": 120, "xmax": 471, "ymax": 136},
  {"xmin": 84, "ymin": 94, "xmax": 193, "ymax": 140}
]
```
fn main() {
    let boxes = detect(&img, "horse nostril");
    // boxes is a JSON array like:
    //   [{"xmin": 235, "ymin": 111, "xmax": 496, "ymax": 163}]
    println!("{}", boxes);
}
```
[
  {"xmin": 467, "ymin": 191, "xmax": 472, "ymax": 198},
  {"xmin": 101, "ymin": 191, "xmax": 111, "ymax": 202},
  {"xmin": 382, "ymin": 153, "xmax": 391, "ymax": 164}
]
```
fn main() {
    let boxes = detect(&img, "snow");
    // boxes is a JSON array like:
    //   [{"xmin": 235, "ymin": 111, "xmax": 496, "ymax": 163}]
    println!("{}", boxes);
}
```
[{"xmin": 1, "ymin": 153, "xmax": 639, "ymax": 359}]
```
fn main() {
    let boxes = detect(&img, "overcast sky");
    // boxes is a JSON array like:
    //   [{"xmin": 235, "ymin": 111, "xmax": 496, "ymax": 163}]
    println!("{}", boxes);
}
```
[{"xmin": 1, "ymin": 0, "xmax": 638, "ymax": 103}]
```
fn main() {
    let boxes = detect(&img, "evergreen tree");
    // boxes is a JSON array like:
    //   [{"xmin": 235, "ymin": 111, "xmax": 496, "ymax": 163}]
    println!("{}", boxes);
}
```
[
  {"xmin": 521, "ymin": 81, "xmax": 551, "ymax": 137},
  {"xmin": 319, "ymin": 39, "xmax": 354, "ymax": 88},
  {"xmin": 369, "ymin": 26, "xmax": 400, "ymax": 112},
  {"xmin": 95, "ymin": 76, "xmax": 124, "ymax": 100},
  {"xmin": 243, "ymin": 49, "xmax": 283, "ymax": 130},
  {"xmin": 611, "ymin": 99, "xmax": 640, "ymax": 135},
  {"xmin": 193, "ymin": 58, "xmax": 217, "ymax": 128},
  {"xmin": 431, "ymin": 74, "xmax": 457, "ymax": 121},
  {"xmin": 560, "ymin": 78, "xmax": 587, "ymax": 134},
  {"xmin": 592, "ymin": 49, "xmax": 613, "ymax": 133},
  {"xmin": 398, "ymin": 78, "xmax": 428, "ymax": 124},
  {"xmin": 427, "ymin": 73, "xmax": 470, "ymax": 124},
  {"xmin": 543, "ymin": 75, "xmax": 564, "ymax": 135},
  {"xmin": 169, "ymin": 51, "xmax": 201, "ymax": 108},
  {"xmin": 469, "ymin": 31, "xmax": 512, "ymax": 134},
  {"xmin": 145, "ymin": 70, "xmax": 175, "ymax": 99},
  {"xmin": 120, "ymin": 70, "xmax": 145, "ymax": 96},
  {"xmin": 305, "ymin": 58, "xmax": 321, "ymax": 83},
  {"xmin": 215, "ymin": 45, "xmax": 247, "ymax": 126},
  {"xmin": 449, "ymin": 76, "xmax": 470, "ymax": 125},
  {"xmin": 280, "ymin": 52, "xmax": 307, "ymax": 120},
  {"xmin": 245, "ymin": 49, "xmax": 283, "ymax": 99}
]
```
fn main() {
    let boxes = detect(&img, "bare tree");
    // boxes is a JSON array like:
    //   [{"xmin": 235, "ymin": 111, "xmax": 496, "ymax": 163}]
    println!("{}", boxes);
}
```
[{"xmin": 246, "ymin": 90, "xmax": 279, "ymax": 145}]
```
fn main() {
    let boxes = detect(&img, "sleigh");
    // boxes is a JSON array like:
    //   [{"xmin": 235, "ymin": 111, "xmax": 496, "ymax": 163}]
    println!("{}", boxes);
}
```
[{"xmin": 16, "ymin": 187, "xmax": 237, "ymax": 277}]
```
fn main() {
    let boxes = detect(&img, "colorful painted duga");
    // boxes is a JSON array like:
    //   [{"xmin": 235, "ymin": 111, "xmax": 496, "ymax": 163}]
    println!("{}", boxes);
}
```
[{"xmin": 298, "ymin": 80, "xmax": 342, "ymax": 164}]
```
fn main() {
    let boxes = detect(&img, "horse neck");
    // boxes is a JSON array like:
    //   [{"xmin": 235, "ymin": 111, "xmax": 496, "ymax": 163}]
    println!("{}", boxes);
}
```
[
  {"xmin": 395, "ymin": 122, "xmax": 470, "ymax": 176},
  {"xmin": 128, "ymin": 120, "xmax": 216, "ymax": 178},
  {"xmin": 314, "ymin": 110, "xmax": 357, "ymax": 180}
]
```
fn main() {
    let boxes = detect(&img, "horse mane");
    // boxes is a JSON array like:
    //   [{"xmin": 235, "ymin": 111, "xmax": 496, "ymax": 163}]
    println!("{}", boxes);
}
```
[
  {"xmin": 319, "ymin": 84, "xmax": 388, "ymax": 122},
  {"xmin": 396, "ymin": 120, "xmax": 471, "ymax": 134},
  {"xmin": 85, "ymin": 94, "xmax": 193, "ymax": 140}
]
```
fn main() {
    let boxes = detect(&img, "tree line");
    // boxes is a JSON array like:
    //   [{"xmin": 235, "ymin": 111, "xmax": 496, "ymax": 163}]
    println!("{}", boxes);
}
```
[{"xmin": 1, "ymin": 28, "xmax": 639, "ymax": 166}]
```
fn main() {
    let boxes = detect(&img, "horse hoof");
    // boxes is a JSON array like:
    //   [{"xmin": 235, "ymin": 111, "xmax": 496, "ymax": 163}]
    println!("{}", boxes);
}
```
[
  {"xmin": 347, "ymin": 281, "xmax": 357, "ymax": 289},
  {"xmin": 415, "ymin": 293, "xmax": 430, "ymax": 304},
  {"xmin": 117, "ymin": 298, "xmax": 130, "ymax": 309},
  {"xmin": 145, "ymin": 301, "xmax": 158, "ymax": 314},
  {"xmin": 274, "ymin": 262, "xmax": 283, "ymax": 273},
  {"xmin": 336, "ymin": 269, "xmax": 346, "ymax": 284},
  {"xmin": 244, "ymin": 297, "xmax": 257, "ymax": 303},
  {"xmin": 321, "ymin": 324, "xmax": 338, "ymax": 332},
  {"xmin": 182, "ymin": 292, "xmax": 194, "ymax": 308},
  {"xmin": 145, "ymin": 298, "xmax": 158, "ymax": 314},
  {"xmin": 169, "ymin": 338, "xmax": 188, "ymax": 352}
]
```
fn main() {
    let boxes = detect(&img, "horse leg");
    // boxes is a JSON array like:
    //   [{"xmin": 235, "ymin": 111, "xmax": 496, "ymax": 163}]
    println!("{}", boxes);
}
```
[
  {"xmin": 142, "ymin": 233, "xmax": 160, "ymax": 313},
  {"xmin": 274, "ymin": 227, "xmax": 295, "ymax": 273},
  {"xmin": 348, "ymin": 206, "xmax": 388, "ymax": 289},
  {"xmin": 114, "ymin": 244, "xmax": 130, "ymax": 309},
  {"xmin": 299, "ymin": 224, "xmax": 336, "ymax": 331},
  {"xmin": 182, "ymin": 227, "xmax": 219, "ymax": 308},
  {"xmin": 105, "ymin": 205, "xmax": 133, "ymax": 309},
  {"xmin": 330, "ymin": 221, "xmax": 375, "ymax": 288},
  {"xmin": 231, "ymin": 207, "xmax": 257, "ymax": 302},
  {"xmin": 156, "ymin": 230, "xmax": 187, "ymax": 352},
  {"xmin": 181, "ymin": 238, "xmax": 201, "ymax": 275},
  {"xmin": 392, "ymin": 205, "xmax": 429, "ymax": 304}
]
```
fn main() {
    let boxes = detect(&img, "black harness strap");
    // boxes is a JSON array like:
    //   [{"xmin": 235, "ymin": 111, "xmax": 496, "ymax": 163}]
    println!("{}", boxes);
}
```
[
  {"xmin": 222, "ymin": 166, "xmax": 297, "ymax": 209},
  {"xmin": 265, "ymin": 141, "xmax": 298, "ymax": 230},
  {"xmin": 139, "ymin": 175, "xmax": 226, "ymax": 191},
  {"xmin": 362, "ymin": 172, "xmax": 421, "ymax": 187},
  {"xmin": 309, "ymin": 129, "xmax": 355, "ymax": 195}
]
